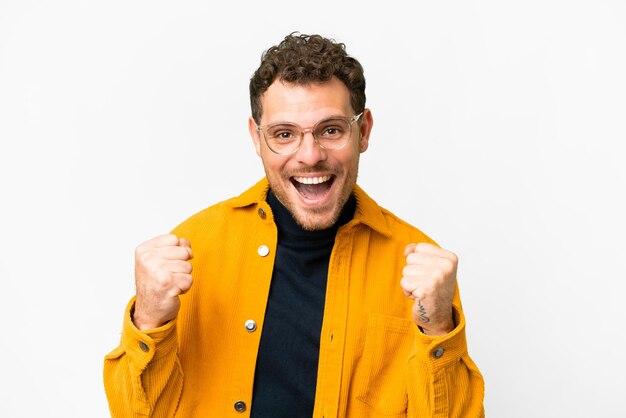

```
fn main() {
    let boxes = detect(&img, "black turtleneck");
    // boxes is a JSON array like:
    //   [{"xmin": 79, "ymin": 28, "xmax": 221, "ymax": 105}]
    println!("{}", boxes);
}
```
[{"xmin": 250, "ymin": 190, "xmax": 356, "ymax": 418}]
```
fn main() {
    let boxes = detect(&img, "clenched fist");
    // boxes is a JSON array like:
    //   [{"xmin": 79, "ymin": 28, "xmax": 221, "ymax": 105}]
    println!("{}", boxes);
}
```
[
  {"xmin": 400, "ymin": 243, "xmax": 457, "ymax": 336},
  {"xmin": 133, "ymin": 234, "xmax": 194, "ymax": 330}
]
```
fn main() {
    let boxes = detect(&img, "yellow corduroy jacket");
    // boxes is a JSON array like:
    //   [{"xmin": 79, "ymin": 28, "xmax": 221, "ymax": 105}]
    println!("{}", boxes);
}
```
[{"xmin": 104, "ymin": 178, "xmax": 484, "ymax": 417}]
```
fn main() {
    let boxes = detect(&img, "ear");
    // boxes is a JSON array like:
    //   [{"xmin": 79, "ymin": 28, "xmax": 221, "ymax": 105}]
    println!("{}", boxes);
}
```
[
  {"xmin": 358, "ymin": 108, "xmax": 373, "ymax": 153},
  {"xmin": 248, "ymin": 116, "xmax": 262, "ymax": 157}
]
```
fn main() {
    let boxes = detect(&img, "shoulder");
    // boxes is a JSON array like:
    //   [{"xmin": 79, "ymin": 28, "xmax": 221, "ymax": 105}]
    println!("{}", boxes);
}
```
[
  {"xmin": 353, "ymin": 184, "xmax": 438, "ymax": 247},
  {"xmin": 171, "ymin": 179, "xmax": 269, "ymax": 238},
  {"xmin": 380, "ymin": 206, "xmax": 439, "ymax": 247},
  {"xmin": 172, "ymin": 199, "xmax": 235, "ymax": 234}
]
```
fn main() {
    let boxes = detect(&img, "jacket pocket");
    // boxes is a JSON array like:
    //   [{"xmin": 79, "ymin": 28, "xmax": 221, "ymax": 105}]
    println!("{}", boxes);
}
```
[{"xmin": 355, "ymin": 313, "xmax": 415, "ymax": 417}]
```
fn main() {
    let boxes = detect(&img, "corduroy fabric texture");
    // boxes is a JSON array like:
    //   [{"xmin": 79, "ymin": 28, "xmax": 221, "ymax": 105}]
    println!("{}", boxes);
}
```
[{"xmin": 104, "ymin": 178, "xmax": 484, "ymax": 417}]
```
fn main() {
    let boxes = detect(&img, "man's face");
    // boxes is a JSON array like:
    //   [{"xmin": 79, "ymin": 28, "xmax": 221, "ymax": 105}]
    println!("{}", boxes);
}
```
[{"xmin": 249, "ymin": 77, "xmax": 373, "ymax": 230}]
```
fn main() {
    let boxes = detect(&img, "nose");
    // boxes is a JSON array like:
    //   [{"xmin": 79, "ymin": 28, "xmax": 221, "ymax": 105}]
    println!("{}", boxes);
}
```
[{"xmin": 294, "ymin": 130, "xmax": 327, "ymax": 166}]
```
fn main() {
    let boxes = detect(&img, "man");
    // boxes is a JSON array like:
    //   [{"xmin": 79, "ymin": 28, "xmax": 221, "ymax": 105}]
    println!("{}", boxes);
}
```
[{"xmin": 104, "ymin": 33, "xmax": 484, "ymax": 417}]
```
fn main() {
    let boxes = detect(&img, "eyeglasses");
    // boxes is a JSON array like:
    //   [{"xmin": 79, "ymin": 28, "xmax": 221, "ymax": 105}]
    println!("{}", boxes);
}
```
[{"xmin": 256, "ymin": 112, "xmax": 363, "ymax": 155}]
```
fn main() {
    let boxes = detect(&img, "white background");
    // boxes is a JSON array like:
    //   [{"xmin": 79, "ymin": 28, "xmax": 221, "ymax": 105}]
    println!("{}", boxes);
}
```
[{"xmin": 1, "ymin": 1, "xmax": 625, "ymax": 417}]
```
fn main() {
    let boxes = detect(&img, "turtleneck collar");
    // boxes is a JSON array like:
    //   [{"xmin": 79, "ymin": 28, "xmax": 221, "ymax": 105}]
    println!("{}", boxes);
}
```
[{"xmin": 266, "ymin": 189, "xmax": 356, "ymax": 244}]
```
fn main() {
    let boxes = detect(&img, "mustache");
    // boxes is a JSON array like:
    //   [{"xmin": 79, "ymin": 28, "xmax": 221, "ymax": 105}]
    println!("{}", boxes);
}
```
[{"xmin": 285, "ymin": 163, "xmax": 340, "ymax": 177}]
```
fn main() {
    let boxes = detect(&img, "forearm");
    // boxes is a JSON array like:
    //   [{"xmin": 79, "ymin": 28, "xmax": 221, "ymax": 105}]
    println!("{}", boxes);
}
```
[
  {"xmin": 103, "ymin": 298, "xmax": 183, "ymax": 417},
  {"xmin": 407, "ymin": 304, "xmax": 485, "ymax": 417}
]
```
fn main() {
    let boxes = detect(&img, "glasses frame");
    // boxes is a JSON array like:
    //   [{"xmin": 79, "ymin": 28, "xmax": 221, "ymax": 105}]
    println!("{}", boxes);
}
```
[{"xmin": 256, "ymin": 112, "xmax": 364, "ymax": 155}]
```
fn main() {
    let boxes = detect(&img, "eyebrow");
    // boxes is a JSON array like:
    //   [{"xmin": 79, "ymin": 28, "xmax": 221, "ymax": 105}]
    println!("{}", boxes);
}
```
[{"xmin": 265, "ymin": 114, "xmax": 350, "ymax": 126}]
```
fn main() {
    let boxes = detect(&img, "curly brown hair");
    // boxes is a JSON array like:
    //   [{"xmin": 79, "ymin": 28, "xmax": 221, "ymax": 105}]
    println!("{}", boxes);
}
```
[{"xmin": 249, "ymin": 33, "xmax": 366, "ymax": 124}]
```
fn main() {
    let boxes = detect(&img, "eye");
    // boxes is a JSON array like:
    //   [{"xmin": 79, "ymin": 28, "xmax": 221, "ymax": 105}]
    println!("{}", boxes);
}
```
[
  {"xmin": 276, "ymin": 131, "xmax": 293, "ymax": 139},
  {"xmin": 323, "ymin": 127, "xmax": 342, "ymax": 136},
  {"xmin": 267, "ymin": 125, "xmax": 298, "ymax": 142},
  {"xmin": 317, "ymin": 120, "xmax": 348, "ymax": 139}
]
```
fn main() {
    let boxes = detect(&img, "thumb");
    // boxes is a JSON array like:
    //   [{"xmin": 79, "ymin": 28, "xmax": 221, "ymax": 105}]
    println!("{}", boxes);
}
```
[{"xmin": 404, "ymin": 243, "xmax": 417, "ymax": 258}]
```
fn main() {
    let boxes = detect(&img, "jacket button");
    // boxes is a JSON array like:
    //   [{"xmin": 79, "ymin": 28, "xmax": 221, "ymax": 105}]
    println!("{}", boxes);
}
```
[
  {"xmin": 244, "ymin": 320, "xmax": 257, "ymax": 332},
  {"xmin": 257, "ymin": 245, "xmax": 270, "ymax": 257},
  {"xmin": 234, "ymin": 400, "xmax": 246, "ymax": 412},
  {"xmin": 258, "ymin": 207, "xmax": 266, "ymax": 219},
  {"xmin": 433, "ymin": 347, "xmax": 445, "ymax": 359},
  {"xmin": 139, "ymin": 342, "xmax": 149, "ymax": 352}
]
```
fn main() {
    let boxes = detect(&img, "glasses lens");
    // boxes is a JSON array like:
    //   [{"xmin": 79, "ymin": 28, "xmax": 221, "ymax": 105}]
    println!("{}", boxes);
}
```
[
  {"xmin": 314, "ymin": 118, "xmax": 351, "ymax": 149},
  {"xmin": 265, "ymin": 123, "xmax": 300, "ymax": 154}
]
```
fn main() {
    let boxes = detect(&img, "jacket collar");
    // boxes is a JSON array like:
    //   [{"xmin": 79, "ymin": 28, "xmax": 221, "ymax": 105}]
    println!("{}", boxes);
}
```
[{"xmin": 227, "ymin": 178, "xmax": 391, "ymax": 237}]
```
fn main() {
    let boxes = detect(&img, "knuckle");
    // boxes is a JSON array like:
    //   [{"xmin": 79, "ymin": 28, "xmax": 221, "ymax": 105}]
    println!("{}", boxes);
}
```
[
  {"xmin": 164, "ymin": 233, "xmax": 179, "ymax": 243},
  {"xmin": 135, "ymin": 246, "xmax": 151, "ymax": 261},
  {"xmin": 400, "ymin": 277, "xmax": 410, "ymax": 290},
  {"xmin": 176, "ymin": 274, "xmax": 193, "ymax": 294},
  {"xmin": 155, "ymin": 269, "xmax": 172, "ymax": 285},
  {"xmin": 402, "ymin": 265, "xmax": 414, "ymax": 277},
  {"xmin": 176, "ymin": 261, "xmax": 188, "ymax": 273},
  {"xmin": 182, "ymin": 274, "xmax": 194, "ymax": 288},
  {"xmin": 166, "ymin": 287, "xmax": 181, "ymax": 298},
  {"xmin": 139, "ymin": 249, "xmax": 156, "ymax": 264},
  {"xmin": 177, "ymin": 247, "xmax": 190, "ymax": 261},
  {"xmin": 168, "ymin": 246, "xmax": 182, "ymax": 259}
]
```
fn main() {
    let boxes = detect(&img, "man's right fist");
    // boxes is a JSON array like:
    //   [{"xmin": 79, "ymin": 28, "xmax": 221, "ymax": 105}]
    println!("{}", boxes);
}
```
[{"xmin": 133, "ymin": 234, "xmax": 193, "ymax": 330}]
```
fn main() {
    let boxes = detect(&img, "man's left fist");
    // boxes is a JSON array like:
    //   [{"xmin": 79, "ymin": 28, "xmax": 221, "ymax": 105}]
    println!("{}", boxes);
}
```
[{"xmin": 400, "ymin": 243, "xmax": 458, "ymax": 336}]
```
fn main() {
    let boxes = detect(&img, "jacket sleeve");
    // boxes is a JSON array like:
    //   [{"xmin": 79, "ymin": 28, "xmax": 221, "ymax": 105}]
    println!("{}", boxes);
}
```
[
  {"xmin": 406, "ymin": 289, "xmax": 485, "ymax": 417},
  {"xmin": 103, "ymin": 297, "xmax": 183, "ymax": 417}
]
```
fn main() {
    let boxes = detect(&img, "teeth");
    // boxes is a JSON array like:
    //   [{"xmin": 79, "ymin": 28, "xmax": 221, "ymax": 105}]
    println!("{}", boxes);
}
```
[{"xmin": 293, "ymin": 175, "xmax": 331, "ymax": 185}]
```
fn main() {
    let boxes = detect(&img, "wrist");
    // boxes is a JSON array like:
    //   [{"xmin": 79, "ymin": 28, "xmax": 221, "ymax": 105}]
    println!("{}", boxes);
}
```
[
  {"xmin": 420, "ymin": 312, "xmax": 455, "ymax": 336},
  {"xmin": 131, "ymin": 305, "xmax": 163, "ymax": 330},
  {"xmin": 421, "ymin": 322, "xmax": 454, "ymax": 336}
]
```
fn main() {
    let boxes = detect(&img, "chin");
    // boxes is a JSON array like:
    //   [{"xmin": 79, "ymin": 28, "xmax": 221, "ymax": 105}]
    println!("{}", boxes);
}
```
[{"xmin": 292, "ymin": 207, "xmax": 342, "ymax": 231}]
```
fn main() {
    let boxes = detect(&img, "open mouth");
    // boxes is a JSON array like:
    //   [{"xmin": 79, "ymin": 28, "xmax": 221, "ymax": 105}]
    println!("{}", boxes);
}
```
[{"xmin": 290, "ymin": 175, "xmax": 335, "ymax": 201}]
